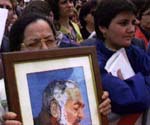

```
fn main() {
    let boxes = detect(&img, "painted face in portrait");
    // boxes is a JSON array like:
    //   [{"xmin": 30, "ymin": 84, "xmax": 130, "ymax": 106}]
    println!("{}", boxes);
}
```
[
  {"xmin": 21, "ymin": 19, "xmax": 57, "ymax": 51},
  {"xmin": 99, "ymin": 11, "xmax": 136, "ymax": 50},
  {"xmin": 64, "ymin": 84, "xmax": 85, "ymax": 125},
  {"xmin": 52, "ymin": 80, "xmax": 85, "ymax": 125}
]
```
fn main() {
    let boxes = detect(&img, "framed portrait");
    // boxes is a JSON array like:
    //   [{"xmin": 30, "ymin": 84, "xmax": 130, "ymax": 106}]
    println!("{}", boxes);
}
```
[{"xmin": 2, "ymin": 46, "xmax": 108, "ymax": 125}]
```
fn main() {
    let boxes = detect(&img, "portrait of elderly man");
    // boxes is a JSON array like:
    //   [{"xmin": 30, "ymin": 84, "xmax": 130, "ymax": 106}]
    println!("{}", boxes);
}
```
[{"xmin": 34, "ymin": 80, "xmax": 86, "ymax": 125}]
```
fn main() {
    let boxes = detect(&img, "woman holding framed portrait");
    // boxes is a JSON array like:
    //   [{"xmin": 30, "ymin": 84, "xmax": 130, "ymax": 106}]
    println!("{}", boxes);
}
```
[{"xmin": 2, "ymin": 13, "xmax": 111, "ymax": 125}]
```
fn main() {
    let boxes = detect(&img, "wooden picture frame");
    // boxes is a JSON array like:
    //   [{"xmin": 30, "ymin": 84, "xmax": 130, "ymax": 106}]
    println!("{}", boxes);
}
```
[{"xmin": 2, "ymin": 46, "xmax": 108, "ymax": 125}]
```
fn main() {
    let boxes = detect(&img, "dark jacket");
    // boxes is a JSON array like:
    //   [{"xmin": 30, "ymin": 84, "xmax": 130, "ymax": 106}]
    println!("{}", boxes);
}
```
[
  {"xmin": 147, "ymin": 43, "xmax": 150, "ymax": 56},
  {"xmin": 0, "ymin": 35, "xmax": 10, "ymax": 52}
]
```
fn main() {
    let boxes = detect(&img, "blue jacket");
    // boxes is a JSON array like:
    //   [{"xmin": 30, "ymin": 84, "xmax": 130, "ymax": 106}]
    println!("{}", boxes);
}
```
[
  {"xmin": 81, "ymin": 38, "xmax": 150, "ymax": 115},
  {"xmin": 147, "ymin": 43, "xmax": 150, "ymax": 56}
]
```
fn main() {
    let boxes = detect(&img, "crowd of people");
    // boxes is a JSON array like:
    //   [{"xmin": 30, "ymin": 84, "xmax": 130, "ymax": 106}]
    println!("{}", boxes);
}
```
[{"xmin": 0, "ymin": 0, "xmax": 150, "ymax": 124}]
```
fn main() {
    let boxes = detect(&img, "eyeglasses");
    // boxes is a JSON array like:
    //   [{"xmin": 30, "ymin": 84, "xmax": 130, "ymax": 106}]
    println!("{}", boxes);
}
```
[
  {"xmin": 22, "ymin": 35, "xmax": 57, "ymax": 49},
  {"xmin": 0, "ymin": 4, "xmax": 12, "ymax": 10}
]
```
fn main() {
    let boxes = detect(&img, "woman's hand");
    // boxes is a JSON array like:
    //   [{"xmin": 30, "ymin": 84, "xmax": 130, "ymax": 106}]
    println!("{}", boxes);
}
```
[
  {"xmin": 117, "ymin": 69, "xmax": 124, "ymax": 80},
  {"xmin": 99, "ymin": 91, "xmax": 111, "ymax": 116},
  {"xmin": 3, "ymin": 112, "xmax": 22, "ymax": 125}
]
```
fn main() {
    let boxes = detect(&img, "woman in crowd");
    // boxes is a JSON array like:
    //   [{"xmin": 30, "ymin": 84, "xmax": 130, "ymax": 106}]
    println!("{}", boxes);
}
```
[
  {"xmin": 9, "ymin": 13, "xmax": 57, "ymax": 51},
  {"xmin": 2, "ymin": 13, "xmax": 111, "ymax": 125},
  {"xmin": 20, "ymin": 0, "xmax": 76, "ymax": 48},
  {"xmin": 0, "ymin": 0, "xmax": 18, "ymax": 52},
  {"xmin": 82, "ymin": 0, "xmax": 150, "ymax": 124},
  {"xmin": 21, "ymin": 0, "xmax": 54, "ymax": 23},
  {"xmin": 46, "ymin": 0, "xmax": 83, "ymax": 44},
  {"xmin": 79, "ymin": 0, "xmax": 96, "ymax": 39},
  {"xmin": 133, "ymin": 0, "xmax": 150, "ymax": 48}
]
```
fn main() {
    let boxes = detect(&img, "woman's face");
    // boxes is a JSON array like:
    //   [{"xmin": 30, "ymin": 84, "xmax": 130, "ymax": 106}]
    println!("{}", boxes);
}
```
[
  {"xmin": 140, "ymin": 10, "xmax": 150, "ymax": 32},
  {"xmin": 0, "ymin": 0, "xmax": 17, "ymax": 32},
  {"xmin": 21, "ymin": 19, "xmax": 57, "ymax": 51},
  {"xmin": 84, "ymin": 10, "xmax": 95, "ymax": 26},
  {"xmin": 58, "ymin": 0, "xmax": 74, "ymax": 18},
  {"xmin": 99, "ymin": 11, "xmax": 136, "ymax": 50}
]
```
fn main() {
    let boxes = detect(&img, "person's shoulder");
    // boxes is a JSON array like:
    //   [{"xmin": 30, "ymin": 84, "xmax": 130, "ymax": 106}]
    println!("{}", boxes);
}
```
[
  {"xmin": 126, "ymin": 44, "xmax": 148, "ymax": 58},
  {"xmin": 131, "ymin": 38, "xmax": 146, "ymax": 50},
  {"xmin": 80, "ymin": 37, "xmax": 98, "ymax": 46},
  {"xmin": 126, "ymin": 44, "xmax": 142, "ymax": 52},
  {"xmin": 128, "ymin": 43, "xmax": 144, "ymax": 51},
  {"xmin": 59, "ymin": 42, "xmax": 79, "ymax": 48}
]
